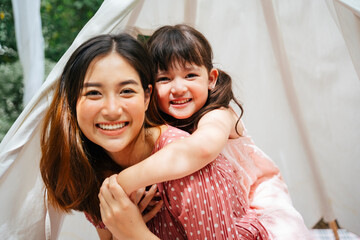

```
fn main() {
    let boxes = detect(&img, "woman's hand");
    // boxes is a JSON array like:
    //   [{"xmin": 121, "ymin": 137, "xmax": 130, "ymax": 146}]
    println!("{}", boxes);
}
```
[{"xmin": 99, "ymin": 175, "xmax": 162, "ymax": 239}]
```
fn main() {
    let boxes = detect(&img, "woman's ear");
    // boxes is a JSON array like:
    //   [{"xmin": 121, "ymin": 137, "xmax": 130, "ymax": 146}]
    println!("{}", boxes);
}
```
[
  {"xmin": 208, "ymin": 68, "xmax": 218, "ymax": 90},
  {"xmin": 144, "ymin": 85, "xmax": 153, "ymax": 110}
]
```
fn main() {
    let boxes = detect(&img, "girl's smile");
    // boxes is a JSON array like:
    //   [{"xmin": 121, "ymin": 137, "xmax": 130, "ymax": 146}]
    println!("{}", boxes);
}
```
[{"xmin": 155, "ymin": 62, "xmax": 217, "ymax": 119}]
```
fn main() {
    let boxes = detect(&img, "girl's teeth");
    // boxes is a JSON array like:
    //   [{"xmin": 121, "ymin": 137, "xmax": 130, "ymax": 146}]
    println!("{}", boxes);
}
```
[
  {"xmin": 98, "ymin": 123, "xmax": 126, "ymax": 130},
  {"xmin": 172, "ymin": 99, "xmax": 190, "ymax": 104}
]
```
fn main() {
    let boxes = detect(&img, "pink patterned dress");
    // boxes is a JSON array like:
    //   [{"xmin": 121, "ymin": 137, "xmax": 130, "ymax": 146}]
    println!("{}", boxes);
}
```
[
  {"xmin": 145, "ymin": 126, "xmax": 269, "ymax": 239},
  {"xmin": 86, "ymin": 125, "xmax": 309, "ymax": 239},
  {"xmin": 221, "ymin": 124, "xmax": 311, "ymax": 239}
]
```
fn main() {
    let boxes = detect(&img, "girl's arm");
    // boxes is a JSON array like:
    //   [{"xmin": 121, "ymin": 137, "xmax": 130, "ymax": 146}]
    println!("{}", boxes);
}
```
[
  {"xmin": 99, "ymin": 175, "xmax": 160, "ymax": 240},
  {"xmin": 117, "ymin": 108, "xmax": 241, "ymax": 195}
]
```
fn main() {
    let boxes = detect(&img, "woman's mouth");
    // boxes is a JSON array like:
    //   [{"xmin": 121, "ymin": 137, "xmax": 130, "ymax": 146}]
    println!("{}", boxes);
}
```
[{"xmin": 97, "ymin": 122, "xmax": 128, "ymax": 130}]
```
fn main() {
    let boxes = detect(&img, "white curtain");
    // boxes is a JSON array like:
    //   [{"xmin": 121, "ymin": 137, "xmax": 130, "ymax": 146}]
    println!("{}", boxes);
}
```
[
  {"xmin": 11, "ymin": 0, "xmax": 44, "ymax": 105},
  {"xmin": 1, "ymin": 0, "xmax": 359, "ymax": 239}
]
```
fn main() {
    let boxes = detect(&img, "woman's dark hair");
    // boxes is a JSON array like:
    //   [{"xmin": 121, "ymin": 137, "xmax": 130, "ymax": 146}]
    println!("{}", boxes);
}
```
[
  {"xmin": 146, "ymin": 24, "xmax": 243, "ymax": 133},
  {"xmin": 40, "ymin": 33, "xmax": 158, "ymax": 224}
]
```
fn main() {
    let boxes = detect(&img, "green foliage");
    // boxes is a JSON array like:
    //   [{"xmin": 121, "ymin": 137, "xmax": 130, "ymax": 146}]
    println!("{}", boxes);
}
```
[
  {"xmin": 0, "ymin": 0, "xmax": 102, "ymax": 142},
  {"xmin": 0, "ymin": 58, "xmax": 56, "ymax": 141},
  {"xmin": 41, "ymin": 0, "xmax": 103, "ymax": 61},
  {"xmin": 0, "ymin": 61, "xmax": 23, "ymax": 141},
  {"xmin": 0, "ymin": 0, "xmax": 18, "ymax": 63}
]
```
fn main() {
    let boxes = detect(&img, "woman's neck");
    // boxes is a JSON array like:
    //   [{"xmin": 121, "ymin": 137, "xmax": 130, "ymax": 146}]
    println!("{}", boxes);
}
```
[{"xmin": 107, "ymin": 126, "xmax": 161, "ymax": 169}]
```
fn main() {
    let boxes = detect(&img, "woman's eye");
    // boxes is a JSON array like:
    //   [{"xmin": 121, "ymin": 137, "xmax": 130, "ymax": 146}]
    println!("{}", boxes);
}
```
[
  {"xmin": 120, "ymin": 89, "xmax": 135, "ymax": 95},
  {"xmin": 85, "ymin": 90, "xmax": 101, "ymax": 97}
]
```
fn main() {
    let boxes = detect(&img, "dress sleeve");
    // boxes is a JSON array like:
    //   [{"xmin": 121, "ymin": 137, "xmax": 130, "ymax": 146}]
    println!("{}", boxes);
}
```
[
  {"xmin": 224, "ymin": 133, "xmax": 310, "ymax": 239},
  {"xmin": 84, "ymin": 212, "xmax": 106, "ymax": 229}
]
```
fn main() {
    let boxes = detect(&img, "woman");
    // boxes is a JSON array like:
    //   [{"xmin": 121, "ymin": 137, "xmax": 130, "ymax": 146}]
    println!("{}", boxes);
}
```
[
  {"xmin": 40, "ymin": 33, "xmax": 163, "ymax": 239},
  {"xmin": 40, "ymin": 33, "xmax": 269, "ymax": 239}
]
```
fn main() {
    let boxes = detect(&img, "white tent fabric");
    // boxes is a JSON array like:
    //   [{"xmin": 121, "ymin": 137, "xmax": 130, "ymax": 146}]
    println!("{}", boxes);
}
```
[
  {"xmin": 1, "ymin": 0, "xmax": 359, "ymax": 239},
  {"xmin": 0, "ymin": 0, "xmax": 138, "ymax": 239},
  {"xmin": 11, "ymin": 0, "xmax": 44, "ymax": 105}
]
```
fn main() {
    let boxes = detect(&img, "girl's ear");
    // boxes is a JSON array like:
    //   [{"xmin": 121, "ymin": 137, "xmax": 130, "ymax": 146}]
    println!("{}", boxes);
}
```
[
  {"xmin": 208, "ymin": 68, "xmax": 218, "ymax": 90},
  {"xmin": 144, "ymin": 85, "xmax": 153, "ymax": 110}
]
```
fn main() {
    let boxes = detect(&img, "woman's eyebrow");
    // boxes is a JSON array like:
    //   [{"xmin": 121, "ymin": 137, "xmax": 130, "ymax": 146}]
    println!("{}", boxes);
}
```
[
  {"xmin": 119, "ymin": 79, "xmax": 139, "ymax": 86},
  {"xmin": 83, "ymin": 79, "xmax": 139, "ymax": 88},
  {"xmin": 83, "ymin": 82, "xmax": 101, "ymax": 87}
]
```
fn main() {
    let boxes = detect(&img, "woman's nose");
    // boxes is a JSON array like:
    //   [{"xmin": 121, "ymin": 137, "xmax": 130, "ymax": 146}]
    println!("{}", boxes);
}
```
[
  {"xmin": 170, "ymin": 78, "xmax": 187, "ymax": 95},
  {"xmin": 102, "ymin": 96, "xmax": 122, "ymax": 119}
]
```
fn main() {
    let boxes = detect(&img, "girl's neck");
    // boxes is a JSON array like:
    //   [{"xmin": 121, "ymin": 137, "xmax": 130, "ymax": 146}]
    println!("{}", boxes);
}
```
[{"xmin": 107, "ymin": 126, "xmax": 161, "ymax": 169}]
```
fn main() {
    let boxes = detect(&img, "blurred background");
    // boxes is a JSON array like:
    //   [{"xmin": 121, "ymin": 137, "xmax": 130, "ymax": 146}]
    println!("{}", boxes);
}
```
[{"xmin": 0, "ymin": 0, "xmax": 102, "ymax": 141}]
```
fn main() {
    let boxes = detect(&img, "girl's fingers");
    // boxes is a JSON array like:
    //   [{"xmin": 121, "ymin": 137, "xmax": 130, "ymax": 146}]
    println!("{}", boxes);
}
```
[
  {"xmin": 142, "ymin": 200, "xmax": 163, "ymax": 223},
  {"xmin": 138, "ymin": 184, "xmax": 158, "ymax": 213},
  {"xmin": 129, "ymin": 187, "xmax": 145, "ymax": 205}
]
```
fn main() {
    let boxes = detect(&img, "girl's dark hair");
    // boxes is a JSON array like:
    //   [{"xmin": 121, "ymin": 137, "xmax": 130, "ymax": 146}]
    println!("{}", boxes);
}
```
[
  {"xmin": 40, "ymin": 33, "xmax": 158, "ymax": 224},
  {"xmin": 146, "ymin": 24, "xmax": 243, "ymax": 133}
]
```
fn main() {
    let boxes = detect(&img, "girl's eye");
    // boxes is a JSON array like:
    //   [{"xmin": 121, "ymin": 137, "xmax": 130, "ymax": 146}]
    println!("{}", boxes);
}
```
[
  {"xmin": 156, "ymin": 77, "xmax": 170, "ymax": 83},
  {"xmin": 186, "ymin": 73, "xmax": 197, "ymax": 79}
]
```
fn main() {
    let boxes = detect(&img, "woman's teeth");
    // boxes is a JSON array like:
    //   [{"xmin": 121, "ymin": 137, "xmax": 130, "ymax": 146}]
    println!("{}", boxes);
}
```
[{"xmin": 98, "ymin": 123, "xmax": 126, "ymax": 130}]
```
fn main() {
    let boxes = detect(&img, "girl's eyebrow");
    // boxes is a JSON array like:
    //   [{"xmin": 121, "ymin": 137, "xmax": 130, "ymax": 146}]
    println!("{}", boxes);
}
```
[
  {"xmin": 83, "ymin": 79, "xmax": 139, "ymax": 87},
  {"xmin": 184, "ymin": 64, "xmax": 200, "ymax": 71},
  {"xmin": 157, "ymin": 70, "xmax": 168, "ymax": 75},
  {"xmin": 157, "ymin": 65, "xmax": 199, "ymax": 75}
]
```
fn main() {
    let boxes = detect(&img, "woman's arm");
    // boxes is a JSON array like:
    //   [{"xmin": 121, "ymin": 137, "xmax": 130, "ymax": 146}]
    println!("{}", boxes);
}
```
[{"xmin": 117, "ymin": 108, "xmax": 240, "ymax": 195}]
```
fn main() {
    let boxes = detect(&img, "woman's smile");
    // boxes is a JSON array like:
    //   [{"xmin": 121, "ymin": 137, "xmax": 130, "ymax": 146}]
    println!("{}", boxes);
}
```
[
  {"xmin": 97, "ymin": 122, "xmax": 128, "ymax": 131},
  {"xmin": 96, "ymin": 121, "xmax": 129, "ymax": 136},
  {"xmin": 76, "ymin": 52, "xmax": 150, "ymax": 155}
]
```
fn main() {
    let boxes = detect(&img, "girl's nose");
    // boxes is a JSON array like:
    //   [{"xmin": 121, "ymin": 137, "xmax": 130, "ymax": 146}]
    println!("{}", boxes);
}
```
[
  {"xmin": 170, "ymin": 78, "xmax": 187, "ymax": 95},
  {"xmin": 102, "ymin": 96, "xmax": 123, "ymax": 119}
]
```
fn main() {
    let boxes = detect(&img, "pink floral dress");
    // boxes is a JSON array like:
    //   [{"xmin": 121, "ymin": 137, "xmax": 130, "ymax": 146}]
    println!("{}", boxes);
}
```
[{"xmin": 145, "ymin": 126, "xmax": 269, "ymax": 239}]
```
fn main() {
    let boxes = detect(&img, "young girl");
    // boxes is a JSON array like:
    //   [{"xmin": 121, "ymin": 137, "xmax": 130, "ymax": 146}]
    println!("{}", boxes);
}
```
[
  {"xmin": 40, "ymin": 32, "xmax": 270, "ymax": 239},
  {"xmin": 112, "ymin": 24, "xmax": 310, "ymax": 239}
]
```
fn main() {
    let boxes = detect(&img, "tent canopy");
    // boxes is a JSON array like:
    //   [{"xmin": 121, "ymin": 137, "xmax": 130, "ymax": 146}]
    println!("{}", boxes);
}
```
[{"xmin": 1, "ymin": 0, "xmax": 359, "ymax": 239}]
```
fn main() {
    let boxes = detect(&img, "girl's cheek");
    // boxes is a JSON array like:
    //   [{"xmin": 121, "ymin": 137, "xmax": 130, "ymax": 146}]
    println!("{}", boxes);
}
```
[{"xmin": 156, "ymin": 90, "xmax": 166, "ymax": 102}]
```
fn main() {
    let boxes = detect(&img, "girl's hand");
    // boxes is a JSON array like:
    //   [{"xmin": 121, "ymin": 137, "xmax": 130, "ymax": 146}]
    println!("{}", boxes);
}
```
[
  {"xmin": 99, "ymin": 175, "xmax": 161, "ymax": 239},
  {"xmin": 129, "ymin": 183, "xmax": 163, "ymax": 222}
]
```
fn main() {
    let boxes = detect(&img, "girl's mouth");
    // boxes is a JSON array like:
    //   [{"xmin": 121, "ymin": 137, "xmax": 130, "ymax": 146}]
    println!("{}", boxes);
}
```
[
  {"xmin": 96, "ymin": 122, "xmax": 128, "ymax": 131},
  {"xmin": 170, "ymin": 99, "xmax": 191, "ymax": 105}
]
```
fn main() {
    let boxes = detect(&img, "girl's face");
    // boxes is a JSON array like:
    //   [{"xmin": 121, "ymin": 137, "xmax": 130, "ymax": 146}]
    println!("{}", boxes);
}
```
[
  {"xmin": 76, "ymin": 53, "xmax": 151, "ymax": 161},
  {"xmin": 155, "ymin": 62, "xmax": 218, "ymax": 119}
]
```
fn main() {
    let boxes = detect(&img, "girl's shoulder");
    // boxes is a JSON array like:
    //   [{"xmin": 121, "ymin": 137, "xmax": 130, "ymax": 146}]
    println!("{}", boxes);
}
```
[
  {"xmin": 201, "ymin": 107, "xmax": 246, "ymax": 139},
  {"xmin": 153, "ymin": 125, "xmax": 190, "ymax": 151}
]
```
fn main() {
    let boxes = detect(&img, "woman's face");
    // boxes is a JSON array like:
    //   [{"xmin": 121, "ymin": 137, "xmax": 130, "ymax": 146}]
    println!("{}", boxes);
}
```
[{"xmin": 76, "ymin": 53, "xmax": 151, "ymax": 160}]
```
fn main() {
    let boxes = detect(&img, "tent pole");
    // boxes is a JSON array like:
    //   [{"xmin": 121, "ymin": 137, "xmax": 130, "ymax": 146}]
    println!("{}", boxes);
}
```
[
  {"xmin": 184, "ymin": 0, "xmax": 197, "ymax": 26},
  {"xmin": 329, "ymin": 220, "xmax": 339, "ymax": 240}
]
